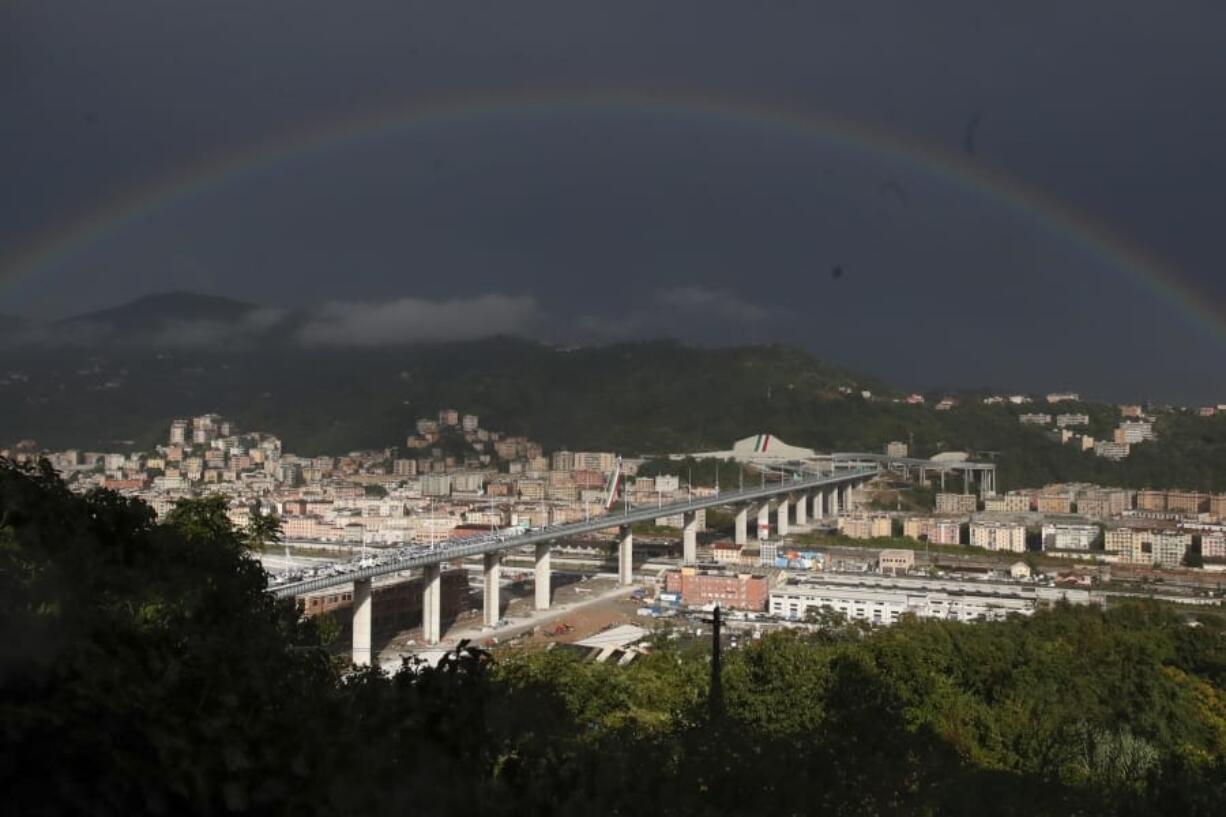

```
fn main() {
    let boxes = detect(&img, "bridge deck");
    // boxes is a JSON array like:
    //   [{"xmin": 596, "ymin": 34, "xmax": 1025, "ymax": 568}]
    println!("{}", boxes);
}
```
[{"xmin": 268, "ymin": 467, "xmax": 878, "ymax": 599}]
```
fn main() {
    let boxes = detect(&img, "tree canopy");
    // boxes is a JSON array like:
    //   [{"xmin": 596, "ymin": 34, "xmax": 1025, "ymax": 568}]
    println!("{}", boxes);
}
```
[{"xmin": 2, "ymin": 458, "xmax": 1225, "ymax": 815}]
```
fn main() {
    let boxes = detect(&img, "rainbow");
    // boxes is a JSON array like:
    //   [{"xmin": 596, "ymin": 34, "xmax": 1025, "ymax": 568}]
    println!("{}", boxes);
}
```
[{"xmin": 3, "ymin": 86, "xmax": 1221, "ymax": 339}]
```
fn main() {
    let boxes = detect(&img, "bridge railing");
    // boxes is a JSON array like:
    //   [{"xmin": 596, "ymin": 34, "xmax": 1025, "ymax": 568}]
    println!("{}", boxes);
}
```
[{"xmin": 267, "ymin": 466, "xmax": 879, "ymax": 598}]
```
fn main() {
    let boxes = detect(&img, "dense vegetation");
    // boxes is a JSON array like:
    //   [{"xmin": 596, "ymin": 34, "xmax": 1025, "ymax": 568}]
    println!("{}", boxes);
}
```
[
  {"xmin": 5, "ymin": 337, "xmax": 1226, "ymax": 490},
  {"xmin": 3, "ymin": 459, "xmax": 1226, "ymax": 815}
]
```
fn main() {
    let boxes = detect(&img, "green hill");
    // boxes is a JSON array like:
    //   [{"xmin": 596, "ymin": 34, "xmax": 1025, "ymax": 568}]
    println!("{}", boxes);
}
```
[{"xmin": 3, "ymin": 333, "xmax": 1226, "ymax": 491}]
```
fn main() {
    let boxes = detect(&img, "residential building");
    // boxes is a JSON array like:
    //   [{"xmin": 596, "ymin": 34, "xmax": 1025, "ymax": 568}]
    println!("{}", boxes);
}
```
[
  {"xmin": 1120, "ymin": 404, "xmax": 1145, "ymax": 418},
  {"xmin": 1202, "ymin": 532, "xmax": 1226, "ymax": 560},
  {"xmin": 1115, "ymin": 421, "xmax": 1155, "ymax": 444},
  {"xmin": 1093, "ymin": 441, "xmax": 1130, "ymax": 461},
  {"xmin": 1212, "ymin": 495, "xmax": 1226, "ymax": 519},
  {"xmin": 1056, "ymin": 413, "xmax": 1090, "ymax": 428},
  {"xmin": 515, "ymin": 478, "xmax": 545, "ymax": 501},
  {"xmin": 936, "ymin": 493, "xmax": 977, "ymax": 515},
  {"xmin": 1019, "ymin": 413, "xmax": 1053, "ymax": 425},
  {"xmin": 1137, "ymin": 490, "xmax": 1168, "ymax": 511},
  {"xmin": 970, "ymin": 521, "xmax": 1026, "ymax": 553},
  {"xmin": 711, "ymin": 541, "xmax": 743, "ymax": 565},
  {"xmin": 984, "ymin": 493, "xmax": 1031, "ymax": 513},
  {"xmin": 461, "ymin": 414, "xmax": 479, "ymax": 432},
  {"xmin": 1167, "ymin": 492, "xmax": 1208, "ymax": 514},
  {"xmin": 1106, "ymin": 527, "xmax": 1192, "ymax": 567},
  {"xmin": 886, "ymin": 441, "xmax": 909, "ymax": 458},
  {"xmin": 550, "ymin": 450, "xmax": 575, "ymax": 471},
  {"xmin": 1046, "ymin": 392, "xmax": 1080, "ymax": 403},
  {"xmin": 838, "ymin": 513, "xmax": 892, "ymax": 540},
  {"xmin": 1041, "ymin": 523, "xmax": 1098, "ymax": 552},
  {"xmin": 1036, "ymin": 494, "xmax": 1073, "ymax": 514},
  {"xmin": 572, "ymin": 451, "xmax": 617, "ymax": 473},
  {"xmin": 420, "ymin": 474, "xmax": 452, "ymax": 497},
  {"xmin": 903, "ymin": 517, "xmax": 961, "ymax": 545}
]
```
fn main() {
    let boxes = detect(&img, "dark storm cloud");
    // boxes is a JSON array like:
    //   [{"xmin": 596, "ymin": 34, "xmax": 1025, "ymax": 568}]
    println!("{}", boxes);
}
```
[
  {"xmin": 295, "ymin": 295, "xmax": 544, "ymax": 346},
  {"xmin": 3, "ymin": 0, "xmax": 1226, "ymax": 400}
]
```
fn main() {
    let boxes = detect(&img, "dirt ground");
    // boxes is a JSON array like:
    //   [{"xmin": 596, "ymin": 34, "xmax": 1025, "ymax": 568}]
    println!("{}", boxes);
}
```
[{"xmin": 378, "ymin": 573, "xmax": 648, "ymax": 662}]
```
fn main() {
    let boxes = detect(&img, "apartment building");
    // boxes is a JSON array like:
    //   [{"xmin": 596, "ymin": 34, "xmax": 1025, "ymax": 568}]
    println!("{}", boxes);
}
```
[
  {"xmin": 903, "ymin": 516, "xmax": 963, "ymax": 545},
  {"xmin": 1115, "ymin": 421, "xmax": 1155, "ymax": 444},
  {"xmin": 936, "ymin": 492, "xmax": 978, "ymax": 514},
  {"xmin": 1212, "ymin": 495, "xmax": 1226, "ymax": 519},
  {"xmin": 1167, "ymin": 492, "xmax": 1208, "ymax": 514},
  {"xmin": 970, "ymin": 521, "xmax": 1027, "ymax": 553},
  {"xmin": 1056, "ymin": 413, "xmax": 1090, "ymax": 428},
  {"xmin": 514, "ymin": 478, "xmax": 545, "ymax": 501},
  {"xmin": 1019, "ymin": 413, "xmax": 1053, "ymax": 425},
  {"xmin": 1202, "ymin": 532, "xmax": 1226, "ymax": 560},
  {"xmin": 1041, "ymin": 523, "xmax": 1098, "ymax": 552},
  {"xmin": 1137, "ymin": 490, "xmax": 1168, "ymax": 511},
  {"xmin": 1094, "ymin": 441, "xmax": 1130, "ymax": 461},
  {"xmin": 1036, "ymin": 494, "xmax": 1073, "ymax": 514},
  {"xmin": 1106, "ymin": 527, "xmax": 1192, "ymax": 568},
  {"xmin": 572, "ymin": 451, "xmax": 617, "ymax": 473},
  {"xmin": 886, "ymin": 441, "xmax": 909, "ymax": 458},
  {"xmin": 838, "ymin": 513, "xmax": 892, "ymax": 540}
]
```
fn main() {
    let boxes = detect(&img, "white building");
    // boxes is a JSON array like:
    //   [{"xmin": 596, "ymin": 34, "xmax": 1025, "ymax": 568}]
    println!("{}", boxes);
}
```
[
  {"xmin": 1041, "ymin": 523, "xmax": 1098, "ymax": 552},
  {"xmin": 970, "ymin": 521, "xmax": 1027, "ymax": 553},
  {"xmin": 769, "ymin": 574, "xmax": 1098, "ymax": 626}
]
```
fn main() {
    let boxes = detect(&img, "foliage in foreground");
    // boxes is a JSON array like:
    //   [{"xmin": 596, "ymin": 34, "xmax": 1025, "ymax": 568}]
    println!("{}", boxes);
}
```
[{"xmin": 2, "ymin": 459, "xmax": 1225, "ymax": 815}]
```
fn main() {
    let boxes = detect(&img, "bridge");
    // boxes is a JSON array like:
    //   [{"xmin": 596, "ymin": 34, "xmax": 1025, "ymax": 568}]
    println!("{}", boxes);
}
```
[{"xmin": 268, "ymin": 466, "xmax": 880, "ymax": 664}]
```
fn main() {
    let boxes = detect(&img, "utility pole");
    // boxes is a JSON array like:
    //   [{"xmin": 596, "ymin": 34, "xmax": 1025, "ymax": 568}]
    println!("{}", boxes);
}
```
[{"xmin": 708, "ymin": 605, "xmax": 724, "ymax": 720}]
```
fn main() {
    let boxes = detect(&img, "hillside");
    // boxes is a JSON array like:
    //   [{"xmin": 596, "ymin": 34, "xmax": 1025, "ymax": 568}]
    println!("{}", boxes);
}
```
[{"xmin": 2, "ymin": 295, "xmax": 1226, "ymax": 490}]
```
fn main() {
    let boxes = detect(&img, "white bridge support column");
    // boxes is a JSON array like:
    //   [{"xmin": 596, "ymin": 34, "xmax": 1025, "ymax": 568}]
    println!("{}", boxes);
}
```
[
  {"xmin": 756, "ymin": 502, "xmax": 771, "ymax": 540},
  {"xmin": 352, "ymin": 577, "xmax": 372, "ymax": 666},
  {"xmin": 483, "ymin": 552, "xmax": 502, "ymax": 627},
  {"xmin": 776, "ymin": 497, "xmax": 790, "ymax": 537},
  {"xmin": 734, "ymin": 506, "xmax": 748, "ymax": 546},
  {"xmin": 812, "ymin": 490, "xmax": 824, "ymax": 520},
  {"xmin": 422, "ymin": 564, "xmax": 441, "ymax": 645},
  {"xmin": 618, "ymin": 525, "xmax": 634, "ymax": 585},
  {"xmin": 828, "ymin": 486, "xmax": 840, "ymax": 518},
  {"xmin": 795, "ymin": 493, "xmax": 808, "ymax": 526},
  {"xmin": 682, "ymin": 511, "xmax": 699, "ymax": 564},
  {"xmin": 534, "ymin": 542, "xmax": 552, "ymax": 611}
]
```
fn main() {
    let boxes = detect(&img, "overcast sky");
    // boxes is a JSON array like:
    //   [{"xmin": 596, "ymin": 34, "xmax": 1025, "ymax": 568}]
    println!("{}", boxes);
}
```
[{"xmin": 3, "ymin": 1, "xmax": 1225, "ymax": 401}]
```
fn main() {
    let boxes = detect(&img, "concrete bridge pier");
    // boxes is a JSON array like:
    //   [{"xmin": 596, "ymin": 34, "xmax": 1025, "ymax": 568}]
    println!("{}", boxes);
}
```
[
  {"xmin": 352, "ymin": 577, "xmax": 372, "ymax": 666},
  {"xmin": 618, "ymin": 525, "xmax": 634, "ymax": 585},
  {"xmin": 682, "ymin": 511, "xmax": 699, "ymax": 563},
  {"xmin": 776, "ymin": 497, "xmax": 790, "ymax": 537},
  {"xmin": 756, "ymin": 502, "xmax": 771, "ymax": 540},
  {"xmin": 828, "ymin": 486, "xmax": 840, "ymax": 518},
  {"xmin": 812, "ymin": 490, "xmax": 824, "ymax": 520},
  {"xmin": 483, "ymin": 552, "xmax": 502, "ymax": 627},
  {"xmin": 534, "ymin": 542, "xmax": 552, "ymax": 611},
  {"xmin": 794, "ymin": 493, "xmax": 808, "ymax": 526},
  {"xmin": 734, "ymin": 506, "xmax": 748, "ymax": 546},
  {"xmin": 422, "ymin": 564, "xmax": 441, "ymax": 645}
]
